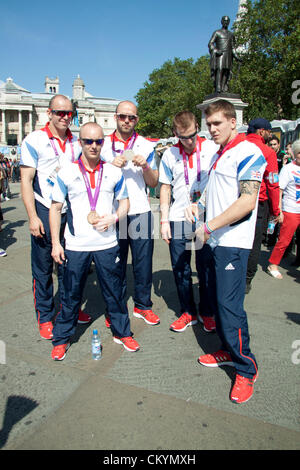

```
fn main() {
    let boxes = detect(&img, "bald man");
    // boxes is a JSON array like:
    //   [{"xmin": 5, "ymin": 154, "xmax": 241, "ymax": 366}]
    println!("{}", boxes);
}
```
[
  {"xmin": 20, "ymin": 95, "xmax": 90, "ymax": 341},
  {"xmin": 101, "ymin": 101, "xmax": 160, "ymax": 327},
  {"xmin": 49, "ymin": 122, "xmax": 137, "ymax": 360}
]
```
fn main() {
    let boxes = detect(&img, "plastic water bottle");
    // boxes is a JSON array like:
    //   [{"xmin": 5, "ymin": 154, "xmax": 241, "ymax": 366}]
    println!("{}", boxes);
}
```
[
  {"xmin": 268, "ymin": 172, "xmax": 279, "ymax": 184},
  {"xmin": 267, "ymin": 218, "xmax": 276, "ymax": 235},
  {"xmin": 92, "ymin": 329, "xmax": 101, "ymax": 360},
  {"xmin": 207, "ymin": 235, "xmax": 219, "ymax": 249}
]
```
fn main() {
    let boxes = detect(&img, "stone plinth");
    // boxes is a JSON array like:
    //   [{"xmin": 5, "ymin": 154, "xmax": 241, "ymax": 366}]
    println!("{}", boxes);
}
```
[{"xmin": 197, "ymin": 93, "xmax": 248, "ymax": 133}]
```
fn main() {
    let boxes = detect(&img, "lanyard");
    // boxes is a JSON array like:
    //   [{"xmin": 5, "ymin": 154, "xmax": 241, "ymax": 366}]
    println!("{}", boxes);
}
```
[
  {"xmin": 112, "ymin": 131, "xmax": 137, "ymax": 154},
  {"xmin": 78, "ymin": 157, "xmax": 103, "ymax": 212},
  {"xmin": 49, "ymin": 137, "xmax": 75, "ymax": 163},
  {"xmin": 182, "ymin": 141, "xmax": 201, "ymax": 187}
]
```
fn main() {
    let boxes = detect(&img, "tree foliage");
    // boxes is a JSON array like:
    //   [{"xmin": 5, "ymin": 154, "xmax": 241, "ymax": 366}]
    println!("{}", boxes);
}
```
[
  {"xmin": 135, "ymin": 0, "xmax": 299, "ymax": 137},
  {"xmin": 135, "ymin": 57, "xmax": 213, "ymax": 138},
  {"xmin": 231, "ymin": 0, "xmax": 300, "ymax": 121}
]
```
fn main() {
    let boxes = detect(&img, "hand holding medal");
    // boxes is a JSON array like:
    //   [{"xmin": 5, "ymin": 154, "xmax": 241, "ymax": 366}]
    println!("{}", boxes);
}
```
[{"xmin": 93, "ymin": 213, "xmax": 118, "ymax": 232}]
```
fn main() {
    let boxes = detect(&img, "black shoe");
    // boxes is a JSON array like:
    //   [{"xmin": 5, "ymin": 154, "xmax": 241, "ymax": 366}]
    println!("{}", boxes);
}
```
[{"xmin": 291, "ymin": 258, "xmax": 300, "ymax": 267}]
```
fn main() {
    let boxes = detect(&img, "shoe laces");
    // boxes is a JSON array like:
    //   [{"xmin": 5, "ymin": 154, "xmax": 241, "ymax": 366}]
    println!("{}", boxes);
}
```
[
  {"xmin": 40, "ymin": 322, "xmax": 52, "ymax": 331},
  {"xmin": 234, "ymin": 374, "xmax": 254, "ymax": 390},
  {"xmin": 182, "ymin": 312, "xmax": 193, "ymax": 324},
  {"xmin": 54, "ymin": 344, "xmax": 67, "ymax": 353}
]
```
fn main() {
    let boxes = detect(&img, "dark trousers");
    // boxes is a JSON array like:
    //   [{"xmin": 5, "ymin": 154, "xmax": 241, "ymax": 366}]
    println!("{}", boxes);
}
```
[
  {"xmin": 196, "ymin": 243, "xmax": 218, "ymax": 317},
  {"xmin": 169, "ymin": 221, "xmax": 216, "ymax": 317},
  {"xmin": 214, "ymin": 246, "xmax": 258, "ymax": 378},
  {"xmin": 247, "ymin": 200, "xmax": 268, "ymax": 282},
  {"xmin": 31, "ymin": 201, "xmax": 66, "ymax": 324},
  {"xmin": 52, "ymin": 246, "xmax": 131, "ymax": 346},
  {"xmin": 118, "ymin": 211, "xmax": 154, "ymax": 310}
]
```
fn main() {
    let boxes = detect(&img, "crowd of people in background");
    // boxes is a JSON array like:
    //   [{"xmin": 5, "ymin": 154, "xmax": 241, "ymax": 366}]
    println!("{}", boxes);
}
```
[{"xmin": 0, "ymin": 154, "xmax": 20, "ymax": 255}]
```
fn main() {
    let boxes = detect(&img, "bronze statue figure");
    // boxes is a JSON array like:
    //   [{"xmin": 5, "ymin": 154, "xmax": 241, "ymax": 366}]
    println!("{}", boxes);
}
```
[{"xmin": 208, "ymin": 16, "xmax": 240, "ymax": 93}]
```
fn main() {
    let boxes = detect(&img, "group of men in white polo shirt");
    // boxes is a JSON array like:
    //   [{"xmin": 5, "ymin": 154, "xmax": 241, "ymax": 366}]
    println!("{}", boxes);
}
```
[{"xmin": 21, "ymin": 95, "xmax": 266, "ymax": 404}]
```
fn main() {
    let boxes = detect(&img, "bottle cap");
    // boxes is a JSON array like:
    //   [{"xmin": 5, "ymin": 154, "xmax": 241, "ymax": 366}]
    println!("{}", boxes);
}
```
[{"xmin": 93, "ymin": 329, "xmax": 98, "ymax": 335}]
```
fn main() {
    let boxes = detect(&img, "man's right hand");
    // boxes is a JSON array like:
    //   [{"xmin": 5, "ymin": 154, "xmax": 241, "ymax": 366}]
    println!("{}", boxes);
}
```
[
  {"xmin": 112, "ymin": 155, "xmax": 127, "ymax": 168},
  {"xmin": 185, "ymin": 203, "xmax": 199, "ymax": 224},
  {"xmin": 161, "ymin": 221, "xmax": 171, "ymax": 245},
  {"xmin": 51, "ymin": 243, "xmax": 65, "ymax": 265},
  {"xmin": 29, "ymin": 216, "xmax": 45, "ymax": 238}
]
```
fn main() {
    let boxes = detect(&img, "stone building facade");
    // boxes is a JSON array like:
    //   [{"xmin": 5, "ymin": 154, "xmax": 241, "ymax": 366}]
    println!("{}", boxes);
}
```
[{"xmin": 0, "ymin": 75, "xmax": 120, "ymax": 149}]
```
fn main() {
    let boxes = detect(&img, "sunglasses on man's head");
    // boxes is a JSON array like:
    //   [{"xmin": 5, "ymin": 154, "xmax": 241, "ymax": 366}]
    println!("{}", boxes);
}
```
[
  {"xmin": 80, "ymin": 138, "xmax": 104, "ymax": 146},
  {"xmin": 116, "ymin": 113, "xmax": 137, "ymax": 122},
  {"xmin": 50, "ymin": 110, "xmax": 73, "ymax": 118}
]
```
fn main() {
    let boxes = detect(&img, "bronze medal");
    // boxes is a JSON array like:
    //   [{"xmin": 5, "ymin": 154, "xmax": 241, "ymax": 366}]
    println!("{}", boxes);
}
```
[{"xmin": 87, "ymin": 211, "xmax": 100, "ymax": 224}]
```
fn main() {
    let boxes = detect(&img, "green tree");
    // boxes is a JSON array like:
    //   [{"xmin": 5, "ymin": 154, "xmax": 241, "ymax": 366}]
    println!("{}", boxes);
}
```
[
  {"xmin": 232, "ymin": 0, "xmax": 300, "ymax": 121},
  {"xmin": 135, "ymin": 56, "xmax": 213, "ymax": 138}
]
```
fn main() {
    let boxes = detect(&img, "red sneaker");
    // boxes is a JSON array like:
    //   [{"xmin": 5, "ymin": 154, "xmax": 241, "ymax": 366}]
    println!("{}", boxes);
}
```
[
  {"xmin": 170, "ymin": 312, "xmax": 197, "ymax": 332},
  {"xmin": 78, "ymin": 309, "xmax": 91, "ymax": 324},
  {"xmin": 39, "ymin": 321, "xmax": 53, "ymax": 340},
  {"xmin": 198, "ymin": 315, "xmax": 216, "ymax": 333},
  {"xmin": 113, "ymin": 336, "xmax": 140, "ymax": 352},
  {"xmin": 198, "ymin": 350, "xmax": 234, "ymax": 367},
  {"xmin": 230, "ymin": 372, "xmax": 258, "ymax": 404},
  {"xmin": 51, "ymin": 343, "xmax": 70, "ymax": 361},
  {"xmin": 133, "ymin": 307, "xmax": 160, "ymax": 325},
  {"xmin": 105, "ymin": 315, "xmax": 111, "ymax": 328}
]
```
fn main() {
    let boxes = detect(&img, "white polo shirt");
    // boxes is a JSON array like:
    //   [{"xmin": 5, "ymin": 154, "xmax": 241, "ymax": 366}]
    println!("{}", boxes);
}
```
[
  {"xmin": 280, "ymin": 162, "xmax": 300, "ymax": 213},
  {"xmin": 51, "ymin": 159, "xmax": 128, "ymax": 252},
  {"xmin": 159, "ymin": 137, "xmax": 219, "ymax": 221},
  {"xmin": 101, "ymin": 132, "xmax": 157, "ymax": 216},
  {"xmin": 206, "ymin": 137, "xmax": 267, "ymax": 249},
  {"xmin": 20, "ymin": 124, "xmax": 81, "ymax": 209}
]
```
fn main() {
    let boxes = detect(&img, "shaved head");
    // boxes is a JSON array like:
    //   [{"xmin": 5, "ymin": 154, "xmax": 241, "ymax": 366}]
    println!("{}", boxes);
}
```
[
  {"xmin": 48, "ymin": 94, "xmax": 72, "ymax": 110},
  {"xmin": 80, "ymin": 122, "xmax": 104, "ymax": 139},
  {"xmin": 116, "ymin": 100, "xmax": 138, "ymax": 115}
]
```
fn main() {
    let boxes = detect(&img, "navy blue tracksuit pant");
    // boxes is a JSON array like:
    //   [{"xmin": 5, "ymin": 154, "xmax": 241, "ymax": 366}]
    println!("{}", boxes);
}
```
[
  {"xmin": 117, "ymin": 211, "xmax": 154, "ymax": 310},
  {"xmin": 169, "ymin": 221, "xmax": 217, "ymax": 317},
  {"xmin": 213, "ymin": 246, "xmax": 258, "ymax": 378},
  {"xmin": 31, "ymin": 201, "xmax": 66, "ymax": 324},
  {"xmin": 52, "ymin": 245, "xmax": 131, "ymax": 346}
]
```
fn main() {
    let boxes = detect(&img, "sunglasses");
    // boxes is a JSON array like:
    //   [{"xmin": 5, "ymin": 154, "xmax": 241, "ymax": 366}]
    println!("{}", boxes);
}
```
[
  {"xmin": 176, "ymin": 130, "xmax": 198, "ymax": 140},
  {"xmin": 80, "ymin": 138, "xmax": 104, "ymax": 145},
  {"xmin": 116, "ymin": 113, "xmax": 137, "ymax": 122},
  {"xmin": 51, "ymin": 110, "xmax": 73, "ymax": 118}
]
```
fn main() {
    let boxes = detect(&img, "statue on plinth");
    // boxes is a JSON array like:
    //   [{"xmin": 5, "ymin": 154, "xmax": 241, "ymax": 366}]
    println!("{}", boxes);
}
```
[{"xmin": 208, "ymin": 16, "xmax": 240, "ymax": 94}]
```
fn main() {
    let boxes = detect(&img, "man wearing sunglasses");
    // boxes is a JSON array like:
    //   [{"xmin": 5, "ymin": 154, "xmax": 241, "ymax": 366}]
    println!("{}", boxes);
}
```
[
  {"xmin": 49, "ymin": 122, "xmax": 138, "ymax": 360},
  {"xmin": 101, "ymin": 100, "xmax": 159, "ymax": 327},
  {"xmin": 20, "ymin": 94, "xmax": 90, "ymax": 342},
  {"xmin": 159, "ymin": 111, "xmax": 219, "ymax": 333}
]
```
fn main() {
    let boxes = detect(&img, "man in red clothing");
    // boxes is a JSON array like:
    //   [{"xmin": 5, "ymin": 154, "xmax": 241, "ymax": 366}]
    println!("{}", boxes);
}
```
[{"xmin": 245, "ymin": 118, "xmax": 280, "ymax": 293}]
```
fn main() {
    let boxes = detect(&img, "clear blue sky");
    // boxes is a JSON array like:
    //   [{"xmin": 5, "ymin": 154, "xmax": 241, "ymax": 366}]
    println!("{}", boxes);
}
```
[{"xmin": 1, "ymin": 0, "xmax": 240, "ymax": 103}]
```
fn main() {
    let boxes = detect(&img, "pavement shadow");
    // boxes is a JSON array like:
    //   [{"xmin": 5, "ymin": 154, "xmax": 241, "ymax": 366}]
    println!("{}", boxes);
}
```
[
  {"xmin": 153, "ymin": 268, "xmax": 180, "ymax": 314},
  {"xmin": 285, "ymin": 311, "xmax": 300, "ymax": 325},
  {"xmin": 0, "ymin": 219, "xmax": 27, "ymax": 250},
  {"xmin": 0, "ymin": 395, "xmax": 38, "ymax": 449}
]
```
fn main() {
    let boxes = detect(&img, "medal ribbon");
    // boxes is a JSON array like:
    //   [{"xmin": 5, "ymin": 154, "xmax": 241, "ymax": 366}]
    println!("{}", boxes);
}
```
[
  {"xmin": 112, "ymin": 131, "xmax": 137, "ymax": 154},
  {"xmin": 49, "ymin": 137, "xmax": 75, "ymax": 163},
  {"xmin": 182, "ymin": 141, "xmax": 201, "ymax": 188},
  {"xmin": 78, "ymin": 157, "xmax": 103, "ymax": 212}
]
